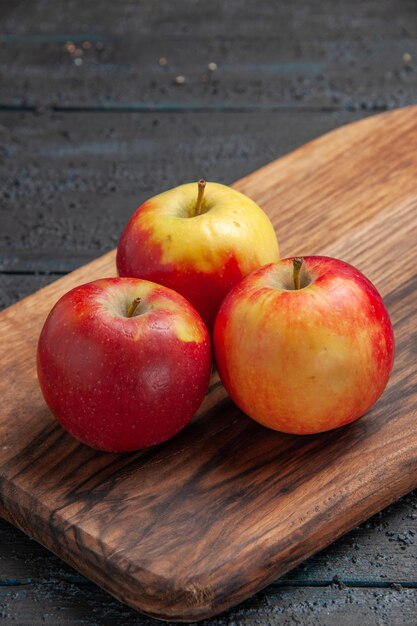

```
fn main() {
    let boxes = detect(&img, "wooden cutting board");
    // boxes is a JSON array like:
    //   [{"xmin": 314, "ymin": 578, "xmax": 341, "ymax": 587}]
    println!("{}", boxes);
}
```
[{"xmin": 1, "ymin": 106, "xmax": 417, "ymax": 622}]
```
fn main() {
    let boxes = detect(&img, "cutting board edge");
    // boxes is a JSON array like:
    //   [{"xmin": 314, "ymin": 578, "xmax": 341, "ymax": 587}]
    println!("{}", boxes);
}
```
[
  {"xmin": 1, "ymin": 105, "xmax": 417, "ymax": 622},
  {"xmin": 234, "ymin": 106, "xmax": 412, "ymax": 192},
  {"xmin": 1, "ymin": 438, "xmax": 416, "ymax": 621},
  {"xmin": 0, "ymin": 249, "xmax": 116, "ymax": 321}
]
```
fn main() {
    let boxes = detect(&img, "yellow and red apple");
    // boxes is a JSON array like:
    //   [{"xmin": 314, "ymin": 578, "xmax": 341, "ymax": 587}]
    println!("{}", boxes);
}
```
[
  {"xmin": 214, "ymin": 256, "xmax": 394, "ymax": 434},
  {"xmin": 37, "ymin": 277, "xmax": 212, "ymax": 452},
  {"xmin": 116, "ymin": 181, "xmax": 279, "ymax": 330}
]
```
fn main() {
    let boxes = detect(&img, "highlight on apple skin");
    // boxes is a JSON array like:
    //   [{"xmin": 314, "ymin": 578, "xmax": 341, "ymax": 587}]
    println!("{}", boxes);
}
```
[
  {"xmin": 213, "ymin": 256, "xmax": 395, "ymax": 435},
  {"xmin": 37, "ymin": 277, "xmax": 212, "ymax": 452},
  {"xmin": 116, "ymin": 181, "xmax": 280, "ymax": 331}
]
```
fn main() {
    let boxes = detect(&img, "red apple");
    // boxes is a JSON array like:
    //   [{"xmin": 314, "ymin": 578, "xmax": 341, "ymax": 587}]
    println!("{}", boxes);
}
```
[
  {"xmin": 37, "ymin": 277, "xmax": 211, "ymax": 452},
  {"xmin": 214, "ymin": 256, "xmax": 394, "ymax": 434},
  {"xmin": 116, "ymin": 180, "xmax": 279, "ymax": 331}
]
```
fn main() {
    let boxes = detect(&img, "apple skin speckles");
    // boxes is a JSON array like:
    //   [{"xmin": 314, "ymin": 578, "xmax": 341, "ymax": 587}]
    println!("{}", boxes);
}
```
[
  {"xmin": 37, "ymin": 277, "xmax": 212, "ymax": 452},
  {"xmin": 116, "ymin": 181, "xmax": 279, "ymax": 331},
  {"xmin": 214, "ymin": 256, "xmax": 395, "ymax": 435}
]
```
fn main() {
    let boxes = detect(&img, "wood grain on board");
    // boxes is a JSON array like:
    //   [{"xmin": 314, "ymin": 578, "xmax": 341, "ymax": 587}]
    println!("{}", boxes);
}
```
[{"xmin": 0, "ymin": 106, "xmax": 417, "ymax": 621}]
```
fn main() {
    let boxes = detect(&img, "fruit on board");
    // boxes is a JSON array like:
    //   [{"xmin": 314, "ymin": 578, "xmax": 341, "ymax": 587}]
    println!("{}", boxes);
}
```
[
  {"xmin": 213, "ymin": 256, "xmax": 395, "ymax": 435},
  {"xmin": 37, "ymin": 277, "xmax": 212, "ymax": 452},
  {"xmin": 116, "ymin": 180, "xmax": 280, "ymax": 331}
]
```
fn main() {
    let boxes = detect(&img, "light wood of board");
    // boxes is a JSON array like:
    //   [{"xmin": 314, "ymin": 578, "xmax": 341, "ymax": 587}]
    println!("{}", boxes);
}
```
[{"xmin": 1, "ymin": 107, "xmax": 417, "ymax": 621}]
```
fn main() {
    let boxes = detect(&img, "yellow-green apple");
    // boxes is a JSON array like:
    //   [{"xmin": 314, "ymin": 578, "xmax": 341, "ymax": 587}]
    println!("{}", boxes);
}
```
[
  {"xmin": 37, "ymin": 277, "xmax": 211, "ymax": 452},
  {"xmin": 116, "ymin": 180, "xmax": 279, "ymax": 330},
  {"xmin": 213, "ymin": 256, "xmax": 394, "ymax": 434}
]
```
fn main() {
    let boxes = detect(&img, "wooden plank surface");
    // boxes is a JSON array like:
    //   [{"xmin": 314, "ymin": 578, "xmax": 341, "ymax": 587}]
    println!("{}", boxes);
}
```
[
  {"xmin": 1, "ymin": 0, "xmax": 416, "ymax": 111},
  {"xmin": 1, "ymin": 107, "xmax": 417, "ymax": 621},
  {"xmin": 2, "ymin": 2, "xmax": 417, "ymax": 622},
  {"xmin": 1, "ymin": 583, "xmax": 416, "ymax": 626}
]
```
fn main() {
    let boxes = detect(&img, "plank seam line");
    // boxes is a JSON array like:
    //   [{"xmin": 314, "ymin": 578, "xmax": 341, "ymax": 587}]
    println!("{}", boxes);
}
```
[
  {"xmin": 0, "ymin": 104, "xmax": 390, "ymax": 114},
  {"xmin": 0, "ymin": 579, "xmax": 416, "ymax": 589}
]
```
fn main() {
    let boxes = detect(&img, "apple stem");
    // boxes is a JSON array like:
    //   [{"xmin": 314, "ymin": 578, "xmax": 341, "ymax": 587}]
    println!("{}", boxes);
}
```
[
  {"xmin": 293, "ymin": 257, "xmax": 304, "ymax": 290},
  {"xmin": 127, "ymin": 297, "xmax": 141, "ymax": 318},
  {"xmin": 195, "ymin": 179, "xmax": 206, "ymax": 216}
]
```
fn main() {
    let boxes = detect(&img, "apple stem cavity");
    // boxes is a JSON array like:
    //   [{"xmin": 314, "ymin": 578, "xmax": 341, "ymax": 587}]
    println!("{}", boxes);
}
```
[
  {"xmin": 127, "ymin": 297, "xmax": 141, "ymax": 318},
  {"xmin": 195, "ymin": 179, "xmax": 206, "ymax": 216},
  {"xmin": 293, "ymin": 257, "xmax": 304, "ymax": 290}
]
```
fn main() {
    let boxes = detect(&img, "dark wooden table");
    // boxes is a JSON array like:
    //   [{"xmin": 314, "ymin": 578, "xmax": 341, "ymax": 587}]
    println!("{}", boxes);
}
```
[{"xmin": 1, "ymin": 2, "xmax": 416, "ymax": 624}]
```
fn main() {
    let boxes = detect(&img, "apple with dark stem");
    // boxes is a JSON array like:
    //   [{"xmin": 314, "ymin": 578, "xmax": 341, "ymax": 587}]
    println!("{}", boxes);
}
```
[
  {"xmin": 37, "ymin": 277, "xmax": 212, "ymax": 452},
  {"xmin": 214, "ymin": 256, "xmax": 395, "ymax": 434},
  {"xmin": 116, "ymin": 180, "xmax": 280, "ymax": 331}
]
